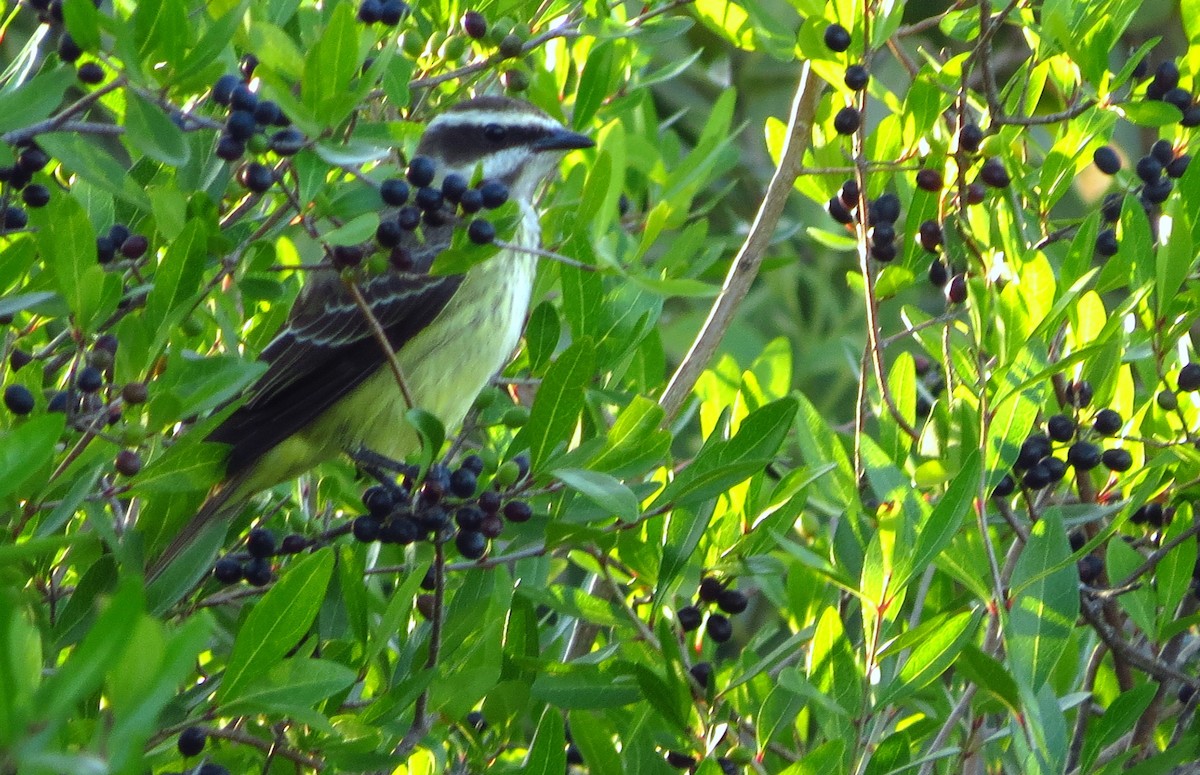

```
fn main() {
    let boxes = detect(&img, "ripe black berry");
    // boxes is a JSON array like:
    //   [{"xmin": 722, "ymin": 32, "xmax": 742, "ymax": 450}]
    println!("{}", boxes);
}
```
[
  {"xmin": 4, "ymin": 384, "xmax": 35, "ymax": 415},
  {"xmin": 461, "ymin": 454, "xmax": 485, "ymax": 475},
  {"xmin": 1065, "ymin": 380, "xmax": 1093, "ymax": 408},
  {"xmin": 1167, "ymin": 154, "xmax": 1191, "ymax": 178},
  {"xmin": 379, "ymin": 516, "xmax": 420, "ymax": 544},
  {"xmin": 458, "ymin": 188, "xmax": 484, "ymax": 213},
  {"xmin": 114, "ymin": 450, "xmax": 142, "ymax": 476},
  {"xmin": 1136, "ymin": 156, "xmax": 1162, "ymax": 182},
  {"xmin": 1143, "ymin": 177, "xmax": 1173, "ymax": 204},
  {"xmin": 1131, "ymin": 503, "xmax": 1164, "ymax": 526},
  {"xmin": 716, "ymin": 589, "xmax": 748, "ymax": 614},
  {"xmin": 280, "ymin": 534, "xmax": 307, "ymax": 554},
  {"xmin": 376, "ymin": 218, "xmax": 403, "ymax": 248},
  {"xmin": 378, "ymin": 0, "xmax": 407, "ymax": 25},
  {"xmin": 442, "ymin": 173, "xmax": 469, "ymax": 203},
  {"xmin": 353, "ymin": 515, "xmax": 382, "ymax": 542},
  {"xmin": 698, "ymin": 576, "xmax": 723, "ymax": 602},
  {"xmin": 406, "ymin": 156, "xmax": 436, "ymax": 187},
  {"xmin": 120, "ymin": 235, "xmax": 149, "ymax": 260},
  {"xmin": 844, "ymin": 64, "xmax": 869, "ymax": 90},
  {"xmin": 77, "ymin": 366, "xmax": 103, "ymax": 393},
  {"xmin": 667, "ymin": 751, "xmax": 696, "ymax": 769},
  {"xmin": 455, "ymin": 530, "xmax": 487, "ymax": 559},
  {"xmin": 478, "ymin": 489, "xmax": 501, "ymax": 514},
  {"xmin": 215, "ymin": 135, "xmax": 245, "ymax": 161},
  {"xmin": 2, "ymin": 206, "xmax": 28, "ymax": 231},
  {"xmin": 916, "ymin": 168, "xmax": 943, "ymax": 192},
  {"xmin": 246, "ymin": 528, "xmax": 276, "ymax": 558},
  {"xmin": 213, "ymin": 74, "xmax": 240, "ymax": 105},
  {"xmin": 1093, "ymin": 145, "xmax": 1121, "ymax": 174},
  {"xmin": 833, "ymin": 107, "xmax": 861, "ymax": 135},
  {"xmin": 959, "ymin": 123, "xmax": 983, "ymax": 153},
  {"xmin": 449, "ymin": 467, "xmax": 477, "ymax": 497},
  {"xmin": 706, "ymin": 614, "xmax": 733, "ymax": 642},
  {"xmin": 1101, "ymin": 448, "xmax": 1133, "ymax": 472},
  {"xmin": 478, "ymin": 180, "xmax": 509, "ymax": 209},
  {"xmin": 1042, "ymin": 456, "xmax": 1068, "ymax": 482},
  {"xmin": 252, "ymin": 99, "xmax": 282, "ymax": 127},
  {"xmin": 1067, "ymin": 441, "xmax": 1102, "ymax": 470},
  {"xmin": 678, "ymin": 605, "xmax": 702, "ymax": 631},
  {"xmin": 9, "ymin": 350, "xmax": 31, "ymax": 371},
  {"xmin": 1046, "ymin": 414, "xmax": 1075, "ymax": 442},
  {"xmin": 76, "ymin": 62, "xmax": 105, "ymax": 84},
  {"xmin": 1154, "ymin": 60, "xmax": 1181, "ymax": 92},
  {"xmin": 873, "ymin": 193, "xmax": 901, "ymax": 223},
  {"xmin": 823, "ymin": 23, "xmax": 851, "ymax": 52},
  {"xmin": 872, "ymin": 222, "xmax": 895, "ymax": 245},
  {"xmin": 357, "ymin": 0, "xmax": 381, "ymax": 23},
  {"xmin": 269, "ymin": 128, "xmax": 305, "ymax": 156},
  {"xmin": 839, "ymin": 179, "xmax": 860, "ymax": 208},
  {"xmin": 467, "ymin": 219, "xmax": 496, "ymax": 244},
  {"xmin": 244, "ymin": 557, "xmax": 272, "ymax": 586},
  {"xmin": 396, "ymin": 205, "xmax": 421, "ymax": 230},
  {"xmin": 979, "ymin": 157, "xmax": 1010, "ymax": 188},
  {"xmin": 213, "ymin": 556, "xmax": 243, "ymax": 584},
  {"xmin": 689, "ymin": 661, "xmax": 712, "ymax": 688},
  {"xmin": 1095, "ymin": 229, "xmax": 1118, "ymax": 257},
  {"xmin": 1077, "ymin": 554, "xmax": 1104, "ymax": 585},
  {"xmin": 1093, "ymin": 408, "xmax": 1122, "ymax": 435},
  {"xmin": 1183, "ymin": 106, "xmax": 1200, "ymax": 127},
  {"xmin": 461, "ymin": 10, "xmax": 487, "ymax": 39},
  {"xmin": 503, "ymin": 500, "xmax": 532, "ymax": 523},
  {"xmin": 415, "ymin": 186, "xmax": 444, "ymax": 212},
  {"xmin": 480, "ymin": 515, "xmax": 504, "ymax": 538},
  {"xmin": 991, "ymin": 474, "xmax": 1016, "ymax": 497},
  {"xmin": 238, "ymin": 162, "xmax": 274, "ymax": 193},
  {"xmin": 226, "ymin": 110, "xmax": 256, "ymax": 141},
  {"xmin": 947, "ymin": 274, "xmax": 967, "ymax": 303},
  {"xmin": 58, "ymin": 33, "xmax": 81, "ymax": 62},
  {"xmin": 177, "ymin": 726, "xmax": 206, "ymax": 757},
  {"xmin": 1022, "ymin": 463, "xmax": 1053, "ymax": 490},
  {"xmin": 456, "ymin": 505, "xmax": 485, "ymax": 531},
  {"xmin": 827, "ymin": 197, "xmax": 854, "ymax": 224},
  {"xmin": 1016, "ymin": 434, "xmax": 1053, "ymax": 469},
  {"xmin": 871, "ymin": 242, "xmax": 897, "ymax": 262},
  {"xmin": 919, "ymin": 220, "xmax": 943, "ymax": 252},
  {"xmin": 22, "ymin": 184, "xmax": 50, "ymax": 208},
  {"xmin": 1151, "ymin": 139, "xmax": 1175, "ymax": 166},
  {"xmin": 1179, "ymin": 363, "xmax": 1200, "ymax": 391},
  {"xmin": 1164, "ymin": 88, "xmax": 1192, "ymax": 112},
  {"xmin": 1101, "ymin": 193, "xmax": 1123, "ymax": 222},
  {"xmin": 380, "ymin": 178, "xmax": 410, "ymax": 207}
]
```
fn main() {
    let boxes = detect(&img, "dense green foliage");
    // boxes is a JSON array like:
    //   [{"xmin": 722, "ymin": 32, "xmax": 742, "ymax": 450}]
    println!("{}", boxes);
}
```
[{"xmin": 4, "ymin": 0, "xmax": 1200, "ymax": 772}]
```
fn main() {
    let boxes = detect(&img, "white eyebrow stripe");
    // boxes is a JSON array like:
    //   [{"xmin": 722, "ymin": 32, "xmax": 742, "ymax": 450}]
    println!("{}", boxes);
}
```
[{"xmin": 427, "ymin": 111, "xmax": 564, "ymax": 131}]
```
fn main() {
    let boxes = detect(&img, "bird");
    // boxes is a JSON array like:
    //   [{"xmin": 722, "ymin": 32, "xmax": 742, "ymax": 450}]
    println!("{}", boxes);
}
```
[{"xmin": 147, "ymin": 95, "xmax": 594, "ymax": 581}]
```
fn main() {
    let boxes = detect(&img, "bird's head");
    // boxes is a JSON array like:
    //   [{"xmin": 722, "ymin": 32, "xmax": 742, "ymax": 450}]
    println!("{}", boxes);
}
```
[{"xmin": 416, "ymin": 95, "xmax": 594, "ymax": 201}]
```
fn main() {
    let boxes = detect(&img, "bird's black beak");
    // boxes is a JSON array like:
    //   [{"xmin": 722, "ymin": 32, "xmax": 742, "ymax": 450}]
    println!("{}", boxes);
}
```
[{"xmin": 536, "ymin": 127, "xmax": 595, "ymax": 152}]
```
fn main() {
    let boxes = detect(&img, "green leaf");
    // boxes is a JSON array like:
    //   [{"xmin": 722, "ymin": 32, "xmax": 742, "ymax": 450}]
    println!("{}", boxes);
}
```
[
  {"xmin": 124, "ymin": 92, "xmax": 189, "ymax": 166},
  {"xmin": 524, "ymin": 707, "xmax": 567, "ymax": 774},
  {"xmin": 324, "ymin": 213, "xmax": 380, "ymax": 245},
  {"xmin": 566, "ymin": 711, "xmax": 622, "ymax": 775},
  {"xmin": 1078, "ymin": 683, "xmax": 1158, "ymax": 773},
  {"xmin": 1121, "ymin": 101, "xmax": 1183, "ymax": 127},
  {"xmin": 301, "ymin": 2, "xmax": 360, "ymax": 128},
  {"xmin": 1107, "ymin": 537, "xmax": 1156, "ymax": 637},
  {"xmin": 63, "ymin": 0, "xmax": 101, "ymax": 51},
  {"xmin": 144, "ymin": 218, "xmax": 208, "ymax": 350},
  {"xmin": 1006, "ymin": 509, "xmax": 1079, "ymax": 691},
  {"xmin": 530, "ymin": 664, "xmax": 641, "ymax": 709},
  {"xmin": 406, "ymin": 408, "xmax": 446, "ymax": 474},
  {"xmin": 218, "ymin": 550, "xmax": 335, "ymax": 704},
  {"xmin": 956, "ymin": 644, "xmax": 1021, "ymax": 715},
  {"xmin": 0, "ymin": 415, "xmax": 65, "ymax": 501},
  {"xmin": 552, "ymin": 468, "xmax": 640, "ymax": 522},
  {"xmin": 574, "ymin": 42, "xmax": 614, "ymax": 129},
  {"xmin": 525, "ymin": 302, "xmax": 560, "ymax": 375},
  {"xmin": 0, "ymin": 69, "xmax": 75, "ymax": 135},
  {"xmin": 30, "ymin": 194, "xmax": 120, "ymax": 333},
  {"xmin": 131, "ymin": 0, "xmax": 189, "ymax": 68},
  {"xmin": 1156, "ymin": 506, "xmax": 1197, "ymax": 636},
  {"xmin": 177, "ymin": 2, "xmax": 249, "ymax": 80},
  {"xmin": 36, "ymin": 132, "xmax": 151, "ymax": 209},
  {"xmin": 223, "ymin": 658, "xmax": 356, "ymax": 715},
  {"xmin": 511, "ymin": 338, "xmax": 595, "ymax": 470},
  {"xmin": 903, "ymin": 451, "xmax": 979, "ymax": 587},
  {"xmin": 877, "ymin": 609, "xmax": 981, "ymax": 705}
]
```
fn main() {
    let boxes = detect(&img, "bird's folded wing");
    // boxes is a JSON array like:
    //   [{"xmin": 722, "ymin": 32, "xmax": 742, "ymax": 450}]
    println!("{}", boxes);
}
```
[{"xmin": 208, "ymin": 269, "xmax": 463, "ymax": 477}]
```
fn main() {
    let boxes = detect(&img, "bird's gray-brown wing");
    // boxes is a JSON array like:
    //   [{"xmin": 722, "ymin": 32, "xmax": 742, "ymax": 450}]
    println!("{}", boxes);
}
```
[{"xmin": 209, "ymin": 222, "xmax": 462, "ymax": 477}]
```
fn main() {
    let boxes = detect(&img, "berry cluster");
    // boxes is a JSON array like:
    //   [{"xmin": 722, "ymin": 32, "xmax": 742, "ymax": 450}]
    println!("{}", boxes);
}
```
[
  {"xmin": 677, "ymin": 575, "xmax": 749, "ymax": 645},
  {"xmin": 1144, "ymin": 59, "xmax": 1200, "ymax": 126},
  {"xmin": 357, "ymin": 0, "xmax": 409, "ymax": 26},
  {"xmin": 96, "ymin": 221, "xmax": 150, "ymax": 265},
  {"xmin": 0, "ymin": 144, "xmax": 52, "ymax": 235},
  {"xmin": 210, "ymin": 71, "xmax": 301, "ymax": 176},
  {"xmin": 22, "ymin": 0, "xmax": 106, "ymax": 83},
  {"xmin": 212, "ymin": 527, "xmax": 308, "ymax": 588},
  {"xmin": 1092, "ymin": 137, "xmax": 1190, "ymax": 256}
]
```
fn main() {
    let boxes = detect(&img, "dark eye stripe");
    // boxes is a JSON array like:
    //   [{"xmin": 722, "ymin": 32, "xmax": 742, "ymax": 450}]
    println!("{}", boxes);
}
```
[{"xmin": 418, "ymin": 123, "xmax": 550, "ymax": 166}]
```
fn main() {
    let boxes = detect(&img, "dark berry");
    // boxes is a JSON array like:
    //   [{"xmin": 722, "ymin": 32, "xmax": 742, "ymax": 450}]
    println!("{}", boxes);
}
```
[
  {"xmin": 1067, "ymin": 441, "xmax": 1102, "ymax": 470},
  {"xmin": 416, "ymin": 505, "xmax": 450, "ymax": 532},
  {"xmin": 706, "ymin": 614, "xmax": 733, "ymax": 642},
  {"xmin": 1046, "ymin": 414, "xmax": 1075, "ymax": 442},
  {"xmin": 1068, "ymin": 530, "xmax": 1086, "ymax": 552},
  {"xmin": 330, "ymin": 244, "xmax": 364, "ymax": 269},
  {"xmin": 980, "ymin": 157, "xmax": 1010, "ymax": 188},
  {"xmin": 844, "ymin": 64, "xmax": 869, "ymax": 90},
  {"xmin": 406, "ymin": 156, "xmax": 436, "ymax": 187},
  {"xmin": 678, "ymin": 605, "xmax": 703, "ymax": 631},
  {"xmin": 667, "ymin": 751, "xmax": 696, "ymax": 769},
  {"xmin": 1164, "ymin": 88, "xmax": 1192, "ymax": 112},
  {"xmin": 1016, "ymin": 434, "xmax": 1053, "ymax": 469},
  {"xmin": 1042, "ymin": 456, "xmax": 1068, "ymax": 482},
  {"xmin": 1066, "ymin": 380, "xmax": 1093, "ymax": 408},
  {"xmin": 120, "ymin": 235, "xmax": 149, "ymax": 260},
  {"xmin": 827, "ymin": 196, "xmax": 854, "ymax": 224},
  {"xmin": 376, "ymin": 218, "xmax": 403, "ymax": 248},
  {"xmin": 1143, "ymin": 177, "xmax": 1173, "ymax": 204},
  {"xmin": 177, "ymin": 727, "xmax": 206, "ymax": 757},
  {"xmin": 77, "ymin": 365, "xmax": 103, "ymax": 393},
  {"xmin": 467, "ymin": 710, "xmax": 487, "ymax": 730},
  {"xmin": 442, "ymin": 173, "xmax": 469, "ymax": 203},
  {"xmin": 246, "ymin": 528, "xmax": 276, "ymax": 558},
  {"xmin": 823, "ymin": 23, "xmax": 851, "ymax": 52},
  {"xmin": 9, "ymin": 350, "xmax": 31, "ymax": 372},
  {"xmin": 871, "ymin": 242, "xmax": 897, "ymax": 262},
  {"xmin": 1092, "ymin": 145, "xmax": 1121, "ymax": 175},
  {"xmin": 1101, "ymin": 193, "xmax": 1123, "ymax": 222},
  {"xmin": 76, "ymin": 61, "xmax": 104, "ymax": 83},
  {"xmin": 1183, "ymin": 106, "xmax": 1200, "ymax": 127},
  {"xmin": 689, "ymin": 661, "xmax": 712, "ymax": 688},
  {"xmin": 4, "ymin": 384, "xmax": 35, "ymax": 415},
  {"xmin": 215, "ymin": 134, "xmax": 245, "ymax": 161},
  {"xmin": 916, "ymin": 168, "xmax": 943, "ymax": 192},
  {"xmin": 503, "ymin": 500, "xmax": 532, "ymax": 523},
  {"xmin": 352, "ymin": 515, "xmax": 382, "ymax": 542},
  {"xmin": 928, "ymin": 259, "xmax": 949, "ymax": 287},
  {"xmin": 1022, "ymin": 463, "xmax": 1053, "ymax": 490},
  {"xmin": 1078, "ymin": 554, "xmax": 1104, "ymax": 584},
  {"xmin": 1101, "ymin": 448, "xmax": 1133, "ymax": 472},
  {"xmin": 378, "ymin": 0, "xmax": 407, "ymax": 25},
  {"xmin": 839, "ymin": 179, "xmax": 860, "ymax": 208},
  {"xmin": 415, "ymin": 186, "xmax": 444, "ymax": 212},
  {"xmin": 478, "ymin": 180, "xmax": 509, "ymax": 209},
  {"xmin": 357, "ymin": 0, "xmax": 382, "ymax": 24},
  {"xmin": 455, "ymin": 530, "xmax": 487, "ymax": 559},
  {"xmin": 22, "ymin": 184, "xmax": 50, "ymax": 208},
  {"xmin": 380, "ymin": 178, "xmax": 410, "ymax": 207},
  {"xmin": 396, "ymin": 205, "xmax": 421, "ymax": 230},
  {"xmin": 269, "ymin": 128, "xmax": 305, "ymax": 156},
  {"xmin": 716, "ymin": 589, "xmax": 748, "ymax": 614},
  {"xmin": 1158, "ymin": 389, "xmax": 1179, "ymax": 411},
  {"xmin": 1154, "ymin": 60, "xmax": 1181, "ymax": 91},
  {"xmin": 833, "ymin": 107, "xmax": 861, "ymax": 135},
  {"xmin": 239, "ymin": 53, "xmax": 259, "ymax": 79},
  {"xmin": 871, "ymin": 222, "xmax": 895, "ymax": 245},
  {"xmin": 1167, "ymin": 154, "xmax": 1191, "ymax": 178},
  {"xmin": 1093, "ymin": 408, "xmax": 1122, "ymax": 435},
  {"xmin": 244, "ymin": 557, "xmax": 273, "ymax": 586},
  {"xmin": 947, "ymin": 274, "xmax": 967, "ymax": 303},
  {"xmin": 213, "ymin": 556, "xmax": 243, "ymax": 584},
  {"xmin": 280, "ymin": 534, "xmax": 307, "ymax": 554},
  {"xmin": 449, "ymin": 467, "xmax": 477, "ymax": 497},
  {"xmin": 467, "ymin": 219, "xmax": 496, "ymax": 244},
  {"xmin": 456, "ymin": 506, "xmax": 485, "ymax": 531},
  {"xmin": 479, "ymin": 515, "xmax": 504, "ymax": 538},
  {"xmin": 252, "ymin": 99, "xmax": 282, "ymax": 126},
  {"xmin": 698, "ymin": 576, "xmax": 723, "ymax": 602},
  {"xmin": 1151, "ymin": 139, "xmax": 1175, "ymax": 166},
  {"xmin": 458, "ymin": 188, "xmax": 484, "ymax": 213},
  {"xmin": 478, "ymin": 489, "xmax": 501, "ymax": 514},
  {"xmin": 16, "ymin": 146, "xmax": 49, "ymax": 173},
  {"xmin": 213, "ymin": 74, "xmax": 240, "ymax": 105},
  {"xmin": 991, "ymin": 474, "xmax": 1016, "ymax": 498},
  {"xmin": 1131, "ymin": 503, "xmax": 1163, "ymax": 526},
  {"xmin": 47, "ymin": 391, "xmax": 70, "ymax": 413},
  {"xmin": 226, "ymin": 110, "xmax": 256, "ymax": 141},
  {"xmin": 1136, "ymin": 156, "xmax": 1162, "ymax": 183},
  {"xmin": 461, "ymin": 454, "xmax": 485, "ymax": 475},
  {"xmin": 873, "ymin": 193, "xmax": 901, "ymax": 223},
  {"xmin": 238, "ymin": 162, "xmax": 274, "ymax": 193},
  {"xmin": 461, "ymin": 10, "xmax": 487, "ymax": 39},
  {"xmin": 2, "ymin": 206, "xmax": 27, "ymax": 231},
  {"xmin": 380, "ymin": 515, "xmax": 420, "ymax": 544},
  {"xmin": 1178, "ymin": 363, "xmax": 1200, "ymax": 392},
  {"xmin": 959, "ymin": 123, "xmax": 984, "ymax": 152},
  {"xmin": 114, "ymin": 450, "xmax": 142, "ymax": 476},
  {"xmin": 58, "ymin": 33, "xmax": 81, "ymax": 62},
  {"xmin": 1095, "ymin": 229, "xmax": 1118, "ymax": 257},
  {"xmin": 965, "ymin": 182, "xmax": 986, "ymax": 205}
]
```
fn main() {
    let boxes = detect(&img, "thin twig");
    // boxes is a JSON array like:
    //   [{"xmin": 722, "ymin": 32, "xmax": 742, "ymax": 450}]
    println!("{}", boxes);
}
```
[
  {"xmin": 494, "ymin": 239, "xmax": 597, "ymax": 270},
  {"xmin": 343, "ymin": 278, "xmax": 415, "ymax": 409},
  {"xmin": 658, "ymin": 63, "xmax": 824, "ymax": 422}
]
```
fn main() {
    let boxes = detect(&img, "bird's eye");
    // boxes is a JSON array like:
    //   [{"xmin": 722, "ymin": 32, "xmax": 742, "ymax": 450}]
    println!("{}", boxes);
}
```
[{"xmin": 483, "ymin": 123, "xmax": 507, "ymax": 142}]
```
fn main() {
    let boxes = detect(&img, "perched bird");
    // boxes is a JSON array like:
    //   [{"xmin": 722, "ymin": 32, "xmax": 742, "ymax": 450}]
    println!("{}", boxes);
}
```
[{"xmin": 148, "ymin": 96, "xmax": 593, "ymax": 579}]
